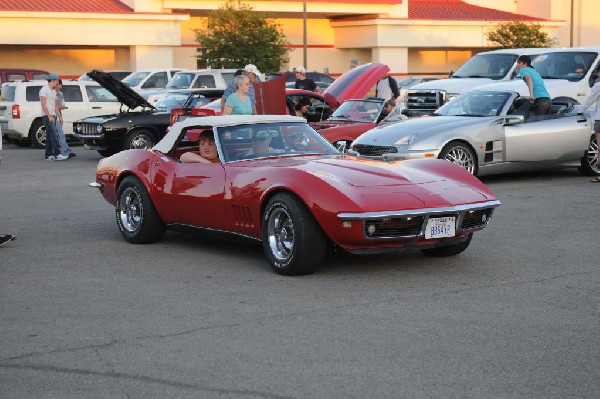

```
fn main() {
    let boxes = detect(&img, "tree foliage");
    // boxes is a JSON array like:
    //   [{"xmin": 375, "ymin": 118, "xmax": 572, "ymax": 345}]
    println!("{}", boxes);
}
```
[
  {"xmin": 486, "ymin": 21, "xmax": 557, "ymax": 49},
  {"xmin": 194, "ymin": 0, "xmax": 289, "ymax": 73}
]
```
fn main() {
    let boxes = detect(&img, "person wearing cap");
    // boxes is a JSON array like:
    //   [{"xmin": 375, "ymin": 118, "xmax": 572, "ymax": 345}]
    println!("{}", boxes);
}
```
[
  {"xmin": 516, "ymin": 55, "xmax": 551, "ymax": 116},
  {"xmin": 293, "ymin": 66, "xmax": 322, "ymax": 93},
  {"xmin": 54, "ymin": 80, "xmax": 75, "ymax": 159},
  {"xmin": 39, "ymin": 74, "xmax": 68, "ymax": 161},
  {"xmin": 220, "ymin": 64, "xmax": 259, "ymax": 114},
  {"xmin": 578, "ymin": 65, "xmax": 600, "ymax": 182}
]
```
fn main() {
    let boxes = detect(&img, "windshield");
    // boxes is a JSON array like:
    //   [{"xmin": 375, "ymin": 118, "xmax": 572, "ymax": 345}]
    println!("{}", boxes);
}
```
[
  {"xmin": 530, "ymin": 51, "xmax": 598, "ymax": 81},
  {"xmin": 434, "ymin": 91, "xmax": 511, "ymax": 117},
  {"xmin": 453, "ymin": 53, "xmax": 519, "ymax": 80},
  {"xmin": 329, "ymin": 100, "xmax": 383, "ymax": 122},
  {"xmin": 154, "ymin": 92, "xmax": 192, "ymax": 112},
  {"xmin": 166, "ymin": 73, "xmax": 196, "ymax": 89},
  {"xmin": 122, "ymin": 71, "xmax": 150, "ymax": 87}
]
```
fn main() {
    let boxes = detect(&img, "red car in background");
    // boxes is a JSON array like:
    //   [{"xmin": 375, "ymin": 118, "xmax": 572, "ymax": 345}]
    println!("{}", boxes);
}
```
[{"xmin": 170, "ymin": 63, "xmax": 389, "ymax": 126}]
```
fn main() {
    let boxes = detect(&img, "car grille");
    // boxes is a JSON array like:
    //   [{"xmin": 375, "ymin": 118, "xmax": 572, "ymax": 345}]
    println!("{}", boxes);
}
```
[
  {"xmin": 364, "ymin": 216, "xmax": 425, "ymax": 238},
  {"xmin": 406, "ymin": 90, "xmax": 445, "ymax": 115},
  {"xmin": 352, "ymin": 144, "xmax": 397, "ymax": 157},
  {"xmin": 76, "ymin": 123, "xmax": 100, "ymax": 135},
  {"xmin": 459, "ymin": 208, "xmax": 494, "ymax": 230}
]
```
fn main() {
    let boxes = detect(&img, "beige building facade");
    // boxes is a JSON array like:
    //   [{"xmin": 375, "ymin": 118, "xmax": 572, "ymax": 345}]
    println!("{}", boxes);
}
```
[{"xmin": 0, "ymin": 0, "xmax": 598, "ymax": 78}]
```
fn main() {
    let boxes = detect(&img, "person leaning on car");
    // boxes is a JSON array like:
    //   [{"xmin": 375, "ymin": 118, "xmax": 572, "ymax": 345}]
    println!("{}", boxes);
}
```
[
  {"xmin": 180, "ymin": 130, "xmax": 220, "ymax": 163},
  {"xmin": 578, "ymin": 65, "xmax": 600, "ymax": 182},
  {"xmin": 517, "ymin": 55, "xmax": 551, "ymax": 116}
]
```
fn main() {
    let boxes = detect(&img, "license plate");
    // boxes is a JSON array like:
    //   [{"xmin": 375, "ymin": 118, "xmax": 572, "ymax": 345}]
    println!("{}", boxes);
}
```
[{"xmin": 425, "ymin": 216, "xmax": 456, "ymax": 239}]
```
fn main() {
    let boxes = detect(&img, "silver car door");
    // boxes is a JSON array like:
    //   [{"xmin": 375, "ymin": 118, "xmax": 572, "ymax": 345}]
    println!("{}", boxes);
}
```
[{"xmin": 504, "ymin": 115, "xmax": 590, "ymax": 162}]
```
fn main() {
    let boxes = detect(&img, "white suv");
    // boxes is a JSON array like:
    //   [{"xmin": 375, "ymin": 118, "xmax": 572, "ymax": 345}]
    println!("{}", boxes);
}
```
[
  {"xmin": 0, "ymin": 80, "xmax": 123, "ymax": 148},
  {"xmin": 145, "ymin": 69, "xmax": 238, "ymax": 104}
]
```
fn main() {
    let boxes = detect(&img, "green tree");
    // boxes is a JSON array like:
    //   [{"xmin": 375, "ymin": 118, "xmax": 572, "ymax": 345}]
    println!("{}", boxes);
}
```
[
  {"xmin": 486, "ymin": 21, "xmax": 557, "ymax": 49},
  {"xmin": 194, "ymin": 0, "xmax": 289, "ymax": 73}
]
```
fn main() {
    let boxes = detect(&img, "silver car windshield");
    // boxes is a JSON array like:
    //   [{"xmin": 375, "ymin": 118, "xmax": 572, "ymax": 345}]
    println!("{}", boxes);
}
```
[{"xmin": 434, "ymin": 91, "xmax": 511, "ymax": 117}]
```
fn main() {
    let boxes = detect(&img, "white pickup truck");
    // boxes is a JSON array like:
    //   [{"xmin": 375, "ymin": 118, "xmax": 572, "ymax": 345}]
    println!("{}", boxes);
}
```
[
  {"xmin": 404, "ymin": 48, "xmax": 552, "ymax": 116},
  {"xmin": 473, "ymin": 46, "xmax": 600, "ymax": 103}
]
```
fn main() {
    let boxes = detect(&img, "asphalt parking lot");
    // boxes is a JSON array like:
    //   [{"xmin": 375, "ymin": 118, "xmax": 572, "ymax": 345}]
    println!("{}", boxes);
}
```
[{"xmin": 1, "ymin": 142, "xmax": 599, "ymax": 398}]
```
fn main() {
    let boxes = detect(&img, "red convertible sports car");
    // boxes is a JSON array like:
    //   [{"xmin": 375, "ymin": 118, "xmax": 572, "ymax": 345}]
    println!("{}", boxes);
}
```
[{"xmin": 91, "ymin": 115, "xmax": 500, "ymax": 275}]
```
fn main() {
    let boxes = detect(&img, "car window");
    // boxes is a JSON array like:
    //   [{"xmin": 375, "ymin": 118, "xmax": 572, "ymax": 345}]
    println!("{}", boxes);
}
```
[
  {"xmin": 436, "ymin": 91, "xmax": 510, "ymax": 117},
  {"xmin": 122, "ymin": 71, "xmax": 150, "ymax": 87},
  {"xmin": 166, "ymin": 73, "xmax": 195, "ymax": 89},
  {"xmin": 221, "ymin": 73, "xmax": 235, "ymax": 85},
  {"xmin": 1, "ymin": 85, "xmax": 17, "ymax": 101},
  {"xmin": 32, "ymin": 73, "xmax": 49, "ymax": 80},
  {"xmin": 62, "ymin": 85, "xmax": 84, "ymax": 102},
  {"xmin": 142, "ymin": 72, "xmax": 168, "ymax": 89},
  {"xmin": 26, "ymin": 86, "xmax": 44, "ymax": 101},
  {"xmin": 193, "ymin": 75, "xmax": 216, "ymax": 88},
  {"xmin": 6, "ymin": 73, "xmax": 26, "ymax": 82},
  {"xmin": 85, "ymin": 86, "xmax": 118, "ymax": 102}
]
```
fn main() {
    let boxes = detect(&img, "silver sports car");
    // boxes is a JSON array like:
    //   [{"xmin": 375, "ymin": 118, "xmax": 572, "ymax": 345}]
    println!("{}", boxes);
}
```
[{"xmin": 350, "ymin": 90, "xmax": 599, "ymax": 177}]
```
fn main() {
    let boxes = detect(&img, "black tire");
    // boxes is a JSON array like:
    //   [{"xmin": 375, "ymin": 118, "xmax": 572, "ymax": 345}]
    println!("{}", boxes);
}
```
[
  {"xmin": 116, "ymin": 176, "xmax": 165, "ymax": 244},
  {"xmin": 123, "ymin": 130, "xmax": 156, "ymax": 150},
  {"xmin": 28, "ymin": 119, "xmax": 45, "ymax": 149},
  {"xmin": 579, "ymin": 134, "xmax": 600, "ymax": 176},
  {"xmin": 439, "ymin": 141, "xmax": 478, "ymax": 176},
  {"xmin": 421, "ymin": 233, "xmax": 472, "ymax": 257},
  {"xmin": 97, "ymin": 148, "xmax": 118, "ymax": 157},
  {"xmin": 262, "ymin": 193, "xmax": 327, "ymax": 276}
]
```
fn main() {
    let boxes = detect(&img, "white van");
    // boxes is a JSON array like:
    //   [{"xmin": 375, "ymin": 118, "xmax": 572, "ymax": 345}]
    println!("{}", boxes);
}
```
[
  {"xmin": 473, "ymin": 46, "xmax": 600, "ymax": 102},
  {"xmin": 405, "ymin": 48, "xmax": 552, "ymax": 116},
  {"xmin": 122, "ymin": 68, "xmax": 185, "ymax": 93}
]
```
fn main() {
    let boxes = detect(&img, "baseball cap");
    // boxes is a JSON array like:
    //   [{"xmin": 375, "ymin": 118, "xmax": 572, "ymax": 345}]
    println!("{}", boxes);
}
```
[
  {"xmin": 244, "ymin": 64, "xmax": 261, "ymax": 76},
  {"xmin": 47, "ymin": 73, "xmax": 60, "ymax": 81},
  {"xmin": 293, "ymin": 66, "xmax": 306, "ymax": 74}
]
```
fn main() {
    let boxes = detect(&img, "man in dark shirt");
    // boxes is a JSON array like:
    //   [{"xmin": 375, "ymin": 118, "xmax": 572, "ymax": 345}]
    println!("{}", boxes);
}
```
[{"xmin": 293, "ymin": 66, "xmax": 322, "ymax": 93}]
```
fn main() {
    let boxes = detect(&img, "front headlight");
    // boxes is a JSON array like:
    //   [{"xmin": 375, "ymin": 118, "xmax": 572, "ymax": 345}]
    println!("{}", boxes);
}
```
[
  {"xmin": 394, "ymin": 134, "xmax": 417, "ymax": 146},
  {"xmin": 96, "ymin": 125, "xmax": 103, "ymax": 134},
  {"xmin": 445, "ymin": 93, "xmax": 459, "ymax": 103},
  {"xmin": 75, "ymin": 124, "xmax": 82, "ymax": 133}
]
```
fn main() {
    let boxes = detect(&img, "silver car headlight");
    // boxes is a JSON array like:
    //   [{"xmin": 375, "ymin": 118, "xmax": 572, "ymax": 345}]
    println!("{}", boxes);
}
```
[{"xmin": 394, "ymin": 134, "xmax": 417, "ymax": 146}]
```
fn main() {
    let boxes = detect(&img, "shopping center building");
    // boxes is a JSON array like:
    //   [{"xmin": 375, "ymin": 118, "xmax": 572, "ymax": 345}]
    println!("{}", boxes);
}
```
[{"xmin": 0, "ymin": 0, "xmax": 597, "ymax": 78}]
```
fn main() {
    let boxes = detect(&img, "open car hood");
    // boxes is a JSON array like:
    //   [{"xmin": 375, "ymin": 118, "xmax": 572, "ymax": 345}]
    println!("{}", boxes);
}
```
[
  {"xmin": 87, "ymin": 69, "xmax": 155, "ymax": 110},
  {"xmin": 323, "ymin": 63, "xmax": 389, "ymax": 108}
]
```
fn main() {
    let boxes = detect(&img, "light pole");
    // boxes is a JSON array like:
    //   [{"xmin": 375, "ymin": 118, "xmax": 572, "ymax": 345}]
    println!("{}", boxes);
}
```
[{"xmin": 303, "ymin": 0, "xmax": 307, "ymax": 68}]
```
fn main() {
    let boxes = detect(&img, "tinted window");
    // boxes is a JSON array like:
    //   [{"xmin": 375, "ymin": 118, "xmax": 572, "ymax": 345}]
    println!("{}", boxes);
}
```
[
  {"xmin": 193, "ymin": 75, "xmax": 216, "ymax": 88},
  {"xmin": 1, "ymin": 85, "xmax": 16, "ymax": 101},
  {"xmin": 453, "ymin": 53, "xmax": 519, "ymax": 80},
  {"xmin": 26, "ymin": 86, "xmax": 44, "ymax": 101},
  {"xmin": 32, "ymin": 73, "xmax": 49, "ymax": 80},
  {"xmin": 221, "ymin": 72, "xmax": 235, "ymax": 85},
  {"xmin": 142, "ymin": 72, "xmax": 168, "ymax": 89},
  {"xmin": 63, "ymin": 85, "xmax": 84, "ymax": 102},
  {"xmin": 6, "ymin": 73, "xmax": 27, "ymax": 82},
  {"xmin": 166, "ymin": 73, "xmax": 195, "ymax": 89},
  {"xmin": 532, "ymin": 51, "xmax": 598, "ymax": 81},
  {"xmin": 85, "ymin": 86, "xmax": 118, "ymax": 102}
]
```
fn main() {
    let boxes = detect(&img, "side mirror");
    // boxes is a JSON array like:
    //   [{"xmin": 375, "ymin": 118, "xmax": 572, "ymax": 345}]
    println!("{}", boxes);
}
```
[{"xmin": 503, "ymin": 115, "xmax": 525, "ymax": 125}]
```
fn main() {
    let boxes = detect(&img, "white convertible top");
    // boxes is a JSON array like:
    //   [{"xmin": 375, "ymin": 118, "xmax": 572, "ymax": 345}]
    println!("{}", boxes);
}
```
[{"xmin": 154, "ymin": 115, "xmax": 306, "ymax": 153}]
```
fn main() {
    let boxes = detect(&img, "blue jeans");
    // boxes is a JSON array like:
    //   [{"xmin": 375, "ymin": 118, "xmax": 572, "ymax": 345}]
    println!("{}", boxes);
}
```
[
  {"xmin": 42, "ymin": 115, "xmax": 60, "ymax": 159},
  {"xmin": 56, "ymin": 120, "xmax": 72, "ymax": 156}
]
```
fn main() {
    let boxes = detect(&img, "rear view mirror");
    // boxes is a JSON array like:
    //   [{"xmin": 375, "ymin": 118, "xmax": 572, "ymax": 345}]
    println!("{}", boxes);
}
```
[{"xmin": 503, "ymin": 115, "xmax": 524, "ymax": 125}]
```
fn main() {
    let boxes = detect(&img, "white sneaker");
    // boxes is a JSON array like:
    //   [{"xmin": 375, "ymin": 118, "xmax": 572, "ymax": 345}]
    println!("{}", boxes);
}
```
[
  {"xmin": 55, "ymin": 154, "xmax": 69, "ymax": 161},
  {"xmin": 45, "ymin": 155, "xmax": 56, "ymax": 161}
]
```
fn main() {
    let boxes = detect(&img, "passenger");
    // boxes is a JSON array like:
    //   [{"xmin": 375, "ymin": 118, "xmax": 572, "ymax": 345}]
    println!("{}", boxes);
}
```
[
  {"xmin": 516, "ymin": 55, "xmax": 551, "ymax": 116},
  {"xmin": 245, "ymin": 130, "xmax": 284, "ymax": 156},
  {"xmin": 294, "ymin": 98, "xmax": 311, "ymax": 119},
  {"xmin": 222, "ymin": 75, "xmax": 253, "ymax": 116},
  {"xmin": 180, "ymin": 130, "xmax": 220, "ymax": 163}
]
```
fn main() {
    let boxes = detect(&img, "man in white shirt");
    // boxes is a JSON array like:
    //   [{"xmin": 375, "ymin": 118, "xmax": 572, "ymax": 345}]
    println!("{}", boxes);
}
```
[
  {"xmin": 39, "ymin": 73, "xmax": 67, "ymax": 161},
  {"xmin": 375, "ymin": 72, "xmax": 399, "ymax": 102},
  {"xmin": 579, "ymin": 65, "xmax": 600, "ymax": 182}
]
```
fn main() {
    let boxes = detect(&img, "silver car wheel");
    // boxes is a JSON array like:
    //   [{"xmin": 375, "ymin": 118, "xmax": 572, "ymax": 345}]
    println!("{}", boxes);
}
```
[
  {"xmin": 266, "ymin": 207, "xmax": 295, "ymax": 262},
  {"xmin": 442, "ymin": 144, "xmax": 476, "ymax": 175},
  {"xmin": 118, "ymin": 187, "xmax": 142, "ymax": 233},
  {"xmin": 585, "ymin": 136, "xmax": 599, "ymax": 173}
]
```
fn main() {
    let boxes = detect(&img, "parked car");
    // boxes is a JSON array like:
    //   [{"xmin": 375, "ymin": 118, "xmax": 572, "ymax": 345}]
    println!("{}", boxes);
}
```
[
  {"xmin": 78, "ymin": 70, "xmax": 131, "ymax": 81},
  {"xmin": 144, "ymin": 69, "xmax": 238, "ymax": 104},
  {"xmin": 90, "ymin": 114, "xmax": 500, "ymax": 275},
  {"xmin": 170, "ymin": 63, "xmax": 389, "ymax": 125},
  {"xmin": 0, "ymin": 68, "xmax": 49, "ymax": 84},
  {"xmin": 268, "ymin": 70, "xmax": 334, "ymax": 90},
  {"xmin": 350, "ymin": 90, "xmax": 599, "ymax": 177},
  {"xmin": 0, "ymin": 78, "xmax": 123, "ymax": 147},
  {"xmin": 396, "ymin": 76, "xmax": 440, "ymax": 105},
  {"xmin": 122, "ymin": 68, "xmax": 185, "ymax": 93},
  {"xmin": 310, "ymin": 98, "xmax": 407, "ymax": 148},
  {"xmin": 73, "ymin": 69, "xmax": 223, "ymax": 157}
]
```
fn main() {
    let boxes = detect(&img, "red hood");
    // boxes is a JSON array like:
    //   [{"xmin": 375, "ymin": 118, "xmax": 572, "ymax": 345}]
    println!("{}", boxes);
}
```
[{"xmin": 323, "ymin": 63, "xmax": 389, "ymax": 108}]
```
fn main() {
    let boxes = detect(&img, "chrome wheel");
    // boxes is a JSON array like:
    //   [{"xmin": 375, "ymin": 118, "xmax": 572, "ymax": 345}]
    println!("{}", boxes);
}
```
[
  {"xmin": 266, "ymin": 207, "xmax": 295, "ymax": 263},
  {"xmin": 585, "ymin": 136, "xmax": 599, "ymax": 174},
  {"xmin": 125, "ymin": 130, "xmax": 155, "ymax": 150},
  {"xmin": 118, "ymin": 187, "xmax": 142, "ymax": 234},
  {"xmin": 440, "ymin": 142, "xmax": 477, "ymax": 175},
  {"xmin": 35, "ymin": 125, "xmax": 46, "ymax": 147}
]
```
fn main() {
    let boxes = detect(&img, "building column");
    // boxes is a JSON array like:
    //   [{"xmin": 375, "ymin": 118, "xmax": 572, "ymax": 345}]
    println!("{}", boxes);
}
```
[
  {"xmin": 129, "ymin": 45, "xmax": 174, "ymax": 70},
  {"xmin": 372, "ymin": 47, "xmax": 408, "ymax": 76}
]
